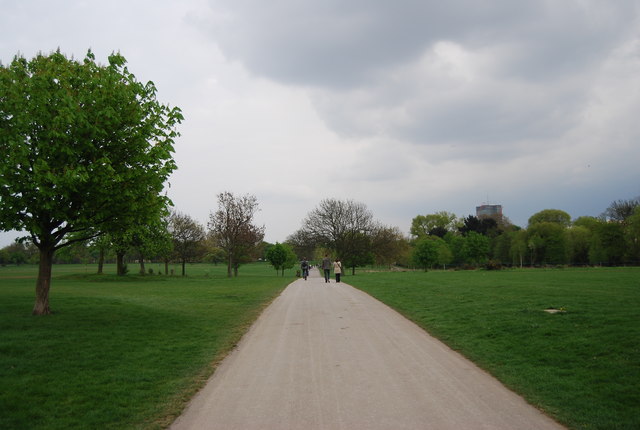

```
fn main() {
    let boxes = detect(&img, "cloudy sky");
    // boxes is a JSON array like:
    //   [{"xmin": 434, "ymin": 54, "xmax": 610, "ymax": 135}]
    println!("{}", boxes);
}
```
[{"xmin": 1, "ymin": 0, "xmax": 639, "ymax": 247}]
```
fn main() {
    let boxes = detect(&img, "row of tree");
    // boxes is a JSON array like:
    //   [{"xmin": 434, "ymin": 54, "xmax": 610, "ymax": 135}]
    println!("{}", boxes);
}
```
[
  {"xmin": 408, "ymin": 199, "xmax": 640, "ymax": 270},
  {"xmin": 4, "ymin": 197, "xmax": 639, "ymax": 276},
  {"xmin": 74, "ymin": 192, "xmax": 264, "ymax": 279}
]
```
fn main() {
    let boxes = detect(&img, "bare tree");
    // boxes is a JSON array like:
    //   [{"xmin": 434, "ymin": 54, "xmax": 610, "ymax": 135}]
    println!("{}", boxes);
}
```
[
  {"xmin": 169, "ymin": 211, "xmax": 205, "ymax": 276},
  {"xmin": 286, "ymin": 229, "xmax": 316, "ymax": 260},
  {"xmin": 602, "ymin": 198, "xmax": 640, "ymax": 224},
  {"xmin": 208, "ymin": 192, "xmax": 265, "ymax": 277}
]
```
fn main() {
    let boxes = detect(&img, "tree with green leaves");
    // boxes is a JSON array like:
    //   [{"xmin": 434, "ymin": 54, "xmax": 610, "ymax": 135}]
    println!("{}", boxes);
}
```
[
  {"xmin": 169, "ymin": 211, "xmax": 205, "ymax": 276},
  {"xmin": 526, "ymin": 222, "xmax": 568, "ymax": 265},
  {"xmin": 528, "ymin": 209, "xmax": 571, "ymax": 227},
  {"xmin": 592, "ymin": 221, "xmax": 625, "ymax": 265},
  {"xmin": 625, "ymin": 206, "xmax": 640, "ymax": 264},
  {"xmin": 566, "ymin": 225, "xmax": 591, "ymax": 265},
  {"xmin": 461, "ymin": 231, "xmax": 491, "ymax": 266},
  {"xmin": 90, "ymin": 235, "xmax": 112, "ymax": 275},
  {"xmin": 0, "ymin": 50, "xmax": 182, "ymax": 314},
  {"xmin": 412, "ymin": 237, "xmax": 441, "ymax": 271},
  {"xmin": 265, "ymin": 242, "xmax": 297, "ymax": 276},
  {"xmin": 410, "ymin": 211, "xmax": 459, "ymax": 238},
  {"xmin": 435, "ymin": 238, "xmax": 453, "ymax": 269},
  {"xmin": 508, "ymin": 229, "xmax": 528, "ymax": 268}
]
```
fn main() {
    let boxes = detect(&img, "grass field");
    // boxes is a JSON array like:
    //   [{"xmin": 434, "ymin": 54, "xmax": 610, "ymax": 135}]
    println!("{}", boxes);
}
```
[
  {"xmin": 0, "ymin": 262, "xmax": 292, "ymax": 429},
  {"xmin": 347, "ymin": 267, "xmax": 640, "ymax": 430},
  {"xmin": 2, "ymin": 264, "xmax": 638, "ymax": 429}
]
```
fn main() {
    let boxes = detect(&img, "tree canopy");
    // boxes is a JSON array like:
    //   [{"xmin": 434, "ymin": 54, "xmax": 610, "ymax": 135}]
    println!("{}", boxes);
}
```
[
  {"xmin": 265, "ymin": 242, "xmax": 297, "ymax": 276},
  {"xmin": 528, "ymin": 209, "xmax": 571, "ymax": 227},
  {"xmin": 169, "ymin": 211, "xmax": 205, "ymax": 276},
  {"xmin": 0, "ymin": 50, "xmax": 182, "ymax": 314},
  {"xmin": 410, "ymin": 211, "xmax": 458, "ymax": 238},
  {"xmin": 296, "ymin": 198, "xmax": 376, "ymax": 274},
  {"xmin": 412, "ymin": 237, "xmax": 442, "ymax": 271}
]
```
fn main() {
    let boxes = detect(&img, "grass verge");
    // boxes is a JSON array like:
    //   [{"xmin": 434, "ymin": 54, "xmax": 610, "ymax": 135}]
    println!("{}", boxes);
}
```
[
  {"xmin": 347, "ymin": 267, "xmax": 640, "ymax": 430},
  {"xmin": 0, "ymin": 262, "xmax": 292, "ymax": 429}
]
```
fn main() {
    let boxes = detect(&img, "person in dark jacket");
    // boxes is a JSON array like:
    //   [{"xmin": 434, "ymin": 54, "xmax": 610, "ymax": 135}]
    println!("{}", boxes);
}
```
[
  {"xmin": 321, "ymin": 254, "xmax": 331, "ymax": 283},
  {"xmin": 301, "ymin": 258, "xmax": 310, "ymax": 280}
]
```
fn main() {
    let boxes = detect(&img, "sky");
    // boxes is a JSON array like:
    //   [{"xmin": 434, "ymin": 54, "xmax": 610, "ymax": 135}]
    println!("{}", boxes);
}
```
[{"xmin": 1, "ymin": 0, "xmax": 640, "ymax": 247}]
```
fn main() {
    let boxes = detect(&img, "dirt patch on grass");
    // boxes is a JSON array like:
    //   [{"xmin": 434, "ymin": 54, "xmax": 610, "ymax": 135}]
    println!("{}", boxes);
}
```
[{"xmin": 544, "ymin": 308, "xmax": 566, "ymax": 314}]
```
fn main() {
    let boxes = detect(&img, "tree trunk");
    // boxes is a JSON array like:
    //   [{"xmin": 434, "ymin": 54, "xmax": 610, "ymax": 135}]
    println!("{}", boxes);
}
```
[
  {"xmin": 139, "ymin": 252, "xmax": 146, "ymax": 275},
  {"xmin": 33, "ymin": 246, "xmax": 54, "ymax": 315},
  {"xmin": 117, "ymin": 251, "xmax": 126, "ymax": 276},
  {"xmin": 164, "ymin": 259, "xmax": 169, "ymax": 275},
  {"xmin": 181, "ymin": 259, "xmax": 186, "ymax": 276},
  {"xmin": 97, "ymin": 248, "xmax": 104, "ymax": 274},
  {"xmin": 227, "ymin": 254, "xmax": 233, "ymax": 278}
]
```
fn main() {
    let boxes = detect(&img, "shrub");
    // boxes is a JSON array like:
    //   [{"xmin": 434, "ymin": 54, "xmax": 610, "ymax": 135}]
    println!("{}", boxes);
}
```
[{"xmin": 485, "ymin": 260, "xmax": 503, "ymax": 270}]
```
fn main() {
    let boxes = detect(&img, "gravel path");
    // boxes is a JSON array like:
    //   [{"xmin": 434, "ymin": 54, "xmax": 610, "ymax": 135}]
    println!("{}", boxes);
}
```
[{"xmin": 170, "ymin": 269, "xmax": 564, "ymax": 430}]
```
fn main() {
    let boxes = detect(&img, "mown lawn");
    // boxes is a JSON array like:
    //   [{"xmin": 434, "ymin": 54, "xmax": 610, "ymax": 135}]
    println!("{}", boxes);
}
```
[
  {"xmin": 347, "ymin": 267, "xmax": 640, "ymax": 430},
  {"xmin": 3, "ymin": 264, "xmax": 638, "ymax": 429},
  {"xmin": 0, "ymin": 262, "xmax": 292, "ymax": 429}
]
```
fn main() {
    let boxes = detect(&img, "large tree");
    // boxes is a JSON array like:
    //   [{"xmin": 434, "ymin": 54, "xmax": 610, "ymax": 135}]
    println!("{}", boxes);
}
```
[
  {"xmin": 0, "ymin": 50, "xmax": 182, "ymax": 314},
  {"xmin": 298, "ymin": 198, "xmax": 376, "ymax": 274},
  {"xmin": 208, "ymin": 192, "xmax": 265, "ymax": 277}
]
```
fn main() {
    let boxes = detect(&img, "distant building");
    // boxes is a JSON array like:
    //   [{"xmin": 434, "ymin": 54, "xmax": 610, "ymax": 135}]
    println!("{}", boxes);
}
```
[{"xmin": 476, "ymin": 204, "xmax": 503, "ymax": 219}]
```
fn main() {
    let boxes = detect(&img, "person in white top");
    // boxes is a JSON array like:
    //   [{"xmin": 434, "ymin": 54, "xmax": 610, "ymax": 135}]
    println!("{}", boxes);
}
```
[{"xmin": 332, "ymin": 259, "xmax": 342, "ymax": 283}]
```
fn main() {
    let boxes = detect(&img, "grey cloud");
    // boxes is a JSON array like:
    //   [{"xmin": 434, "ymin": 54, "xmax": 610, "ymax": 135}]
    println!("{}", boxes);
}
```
[
  {"xmin": 204, "ymin": 0, "xmax": 639, "ymax": 151},
  {"xmin": 206, "ymin": 1, "xmax": 636, "ymax": 86},
  {"xmin": 397, "ymin": 85, "xmax": 586, "ymax": 148},
  {"xmin": 311, "ymin": 63, "xmax": 588, "ymax": 154},
  {"xmin": 206, "ymin": 0, "xmax": 532, "ymax": 87}
]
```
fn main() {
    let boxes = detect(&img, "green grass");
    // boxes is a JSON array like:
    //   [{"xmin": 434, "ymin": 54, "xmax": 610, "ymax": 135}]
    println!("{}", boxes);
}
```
[
  {"xmin": 3, "ymin": 264, "xmax": 639, "ymax": 429},
  {"xmin": 0, "ymin": 262, "xmax": 292, "ymax": 429},
  {"xmin": 347, "ymin": 267, "xmax": 640, "ymax": 430}
]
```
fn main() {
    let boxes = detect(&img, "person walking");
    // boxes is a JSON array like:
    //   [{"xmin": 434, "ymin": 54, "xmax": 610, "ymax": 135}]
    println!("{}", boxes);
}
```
[
  {"xmin": 321, "ymin": 254, "xmax": 331, "ymax": 283},
  {"xmin": 333, "ymin": 259, "xmax": 343, "ymax": 283},
  {"xmin": 301, "ymin": 257, "xmax": 310, "ymax": 280}
]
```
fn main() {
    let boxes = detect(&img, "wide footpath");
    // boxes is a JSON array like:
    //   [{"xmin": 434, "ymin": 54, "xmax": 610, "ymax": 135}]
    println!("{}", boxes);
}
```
[{"xmin": 170, "ymin": 269, "xmax": 565, "ymax": 430}]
